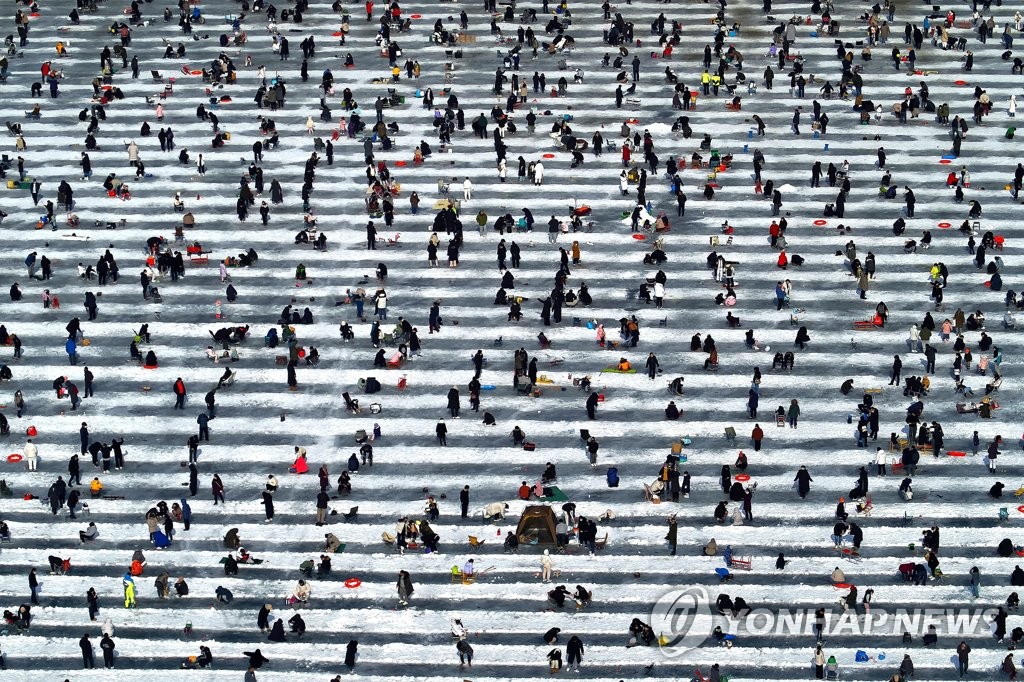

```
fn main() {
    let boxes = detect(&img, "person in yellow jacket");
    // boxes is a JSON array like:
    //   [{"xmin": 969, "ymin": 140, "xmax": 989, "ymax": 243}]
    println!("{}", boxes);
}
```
[
  {"xmin": 701, "ymin": 70, "xmax": 711, "ymax": 95},
  {"xmin": 710, "ymin": 73, "xmax": 722, "ymax": 95},
  {"xmin": 123, "ymin": 573, "xmax": 136, "ymax": 608},
  {"xmin": 90, "ymin": 477, "xmax": 103, "ymax": 498}
]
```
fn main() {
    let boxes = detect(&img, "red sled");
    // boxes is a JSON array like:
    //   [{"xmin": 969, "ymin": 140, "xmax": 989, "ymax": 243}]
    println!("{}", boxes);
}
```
[
  {"xmin": 523, "ymin": 442, "xmax": 536, "ymax": 451},
  {"xmin": 947, "ymin": 451, "xmax": 967, "ymax": 457}
]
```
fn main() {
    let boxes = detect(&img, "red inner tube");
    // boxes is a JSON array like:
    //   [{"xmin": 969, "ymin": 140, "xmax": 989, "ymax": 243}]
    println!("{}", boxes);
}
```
[
  {"xmin": 735, "ymin": 473, "xmax": 751, "ymax": 482},
  {"xmin": 344, "ymin": 577, "xmax": 361, "ymax": 588},
  {"xmin": 813, "ymin": 219, "xmax": 827, "ymax": 226},
  {"xmin": 7, "ymin": 453, "xmax": 23, "ymax": 463}
]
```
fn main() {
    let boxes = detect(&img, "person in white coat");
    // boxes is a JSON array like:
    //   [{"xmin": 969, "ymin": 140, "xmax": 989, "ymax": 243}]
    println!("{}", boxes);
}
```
[
  {"xmin": 463, "ymin": 177, "xmax": 472, "ymax": 200},
  {"xmin": 541, "ymin": 549, "xmax": 553, "ymax": 583},
  {"xmin": 534, "ymin": 161, "xmax": 544, "ymax": 186},
  {"xmin": 908, "ymin": 323, "xmax": 921, "ymax": 353},
  {"xmin": 101, "ymin": 617, "xmax": 114, "ymax": 637},
  {"xmin": 497, "ymin": 158, "xmax": 506, "ymax": 183},
  {"xmin": 306, "ymin": 116, "xmax": 315, "ymax": 134},
  {"xmin": 619, "ymin": 171, "xmax": 628, "ymax": 195},
  {"xmin": 24, "ymin": 439, "xmax": 37, "ymax": 471},
  {"xmin": 875, "ymin": 447, "xmax": 887, "ymax": 476},
  {"xmin": 1010, "ymin": 95, "xmax": 1017, "ymax": 118},
  {"xmin": 653, "ymin": 281, "xmax": 666, "ymax": 308}
]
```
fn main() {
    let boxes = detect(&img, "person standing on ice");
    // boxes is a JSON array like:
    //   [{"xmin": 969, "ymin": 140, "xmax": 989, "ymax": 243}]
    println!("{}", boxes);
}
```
[
  {"xmin": 24, "ymin": 439, "xmax": 38, "ymax": 471},
  {"xmin": 794, "ymin": 466, "xmax": 813, "ymax": 498},
  {"xmin": 397, "ymin": 570, "xmax": 413, "ymax": 606},
  {"xmin": 122, "ymin": 573, "xmax": 136, "ymax": 608},
  {"xmin": 172, "ymin": 377, "xmax": 186, "ymax": 409},
  {"xmin": 645, "ymin": 352, "xmax": 659, "ymax": 380},
  {"xmin": 446, "ymin": 386, "xmax": 460, "ymax": 418},
  {"xmin": 566, "ymin": 635, "xmax": 584, "ymax": 672}
]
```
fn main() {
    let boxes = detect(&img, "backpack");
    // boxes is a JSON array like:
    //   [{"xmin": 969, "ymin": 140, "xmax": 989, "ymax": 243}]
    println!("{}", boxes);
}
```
[
  {"xmin": 62, "ymin": 559, "xmax": 71, "ymax": 573},
  {"xmin": 855, "ymin": 650, "xmax": 870, "ymax": 662},
  {"xmin": 606, "ymin": 467, "xmax": 619, "ymax": 488}
]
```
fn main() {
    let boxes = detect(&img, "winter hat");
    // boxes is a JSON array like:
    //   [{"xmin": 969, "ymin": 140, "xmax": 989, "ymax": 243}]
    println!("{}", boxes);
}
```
[{"xmin": 544, "ymin": 549, "xmax": 549, "ymax": 555}]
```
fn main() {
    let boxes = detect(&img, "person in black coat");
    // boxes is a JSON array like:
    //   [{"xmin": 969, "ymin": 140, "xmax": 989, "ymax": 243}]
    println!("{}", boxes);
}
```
[
  {"xmin": 80, "ymin": 633, "xmax": 95, "ymax": 668},
  {"xmin": 1012, "ymin": 565, "xmax": 1024, "ymax": 586},
  {"xmin": 446, "ymin": 386, "xmax": 460, "ymax": 417},
  {"xmin": 794, "ymin": 466, "xmax": 813, "ymax": 498},
  {"xmin": 268, "ymin": 619, "xmax": 286, "ymax": 642},
  {"xmin": 100, "ymin": 633, "xmax": 116, "ymax": 668},
  {"xmin": 244, "ymin": 648, "xmax": 269, "ymax": 669},
  {"xmin": 566, "ymin": 635, "xmax": 584, "ymax": 672},
  {"xmin": 289, "ymin": 613, "xmax": 306, "ymax": 636},
  {"xmin": 345, "ymin": 640, "xmax": 358, "ymax": 668},
  {"xmin": 586, "ymin": 391, "xmax": 598, "ymax": 419},
  {"xmin": 261, "ymin": 490, "xmax": 274, "ymax": 521}
]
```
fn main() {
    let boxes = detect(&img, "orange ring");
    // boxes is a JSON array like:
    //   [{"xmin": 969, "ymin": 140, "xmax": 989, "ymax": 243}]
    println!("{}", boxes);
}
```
[
  {"xmin": 938, "ymin": 222, "xmax": 951, "ymax": 229},
  {"xmin": 632, "ymin": 234, "xmax": 646, "ymax": 240},
  {"xmin": 344, "ymin": 577, "xmax": 361, "ymax": 588},
  {"xmin": 411, "ymin": 13, "xmax": 422, "ymax": 18},
  {"xmin": 939, "ymin": 159, "xmax": 952, "ymax": 164},
  {"xmin": 1018, "ymin": 505, "xmax": 1024, "ymax": 514},
  {"xmin": 7, "ymin": 453, "xmax": 23, "ymax": 463},
  {"xmin": 954, "ymin": 80, "xmax": 968, "ymax": 86},
  {"xmin": 735, "ymin": 473, "xmax": 750, "ymax": 482},
  {"xmin": 542, "ymin": 153, "xmax": 556, "ymax": 159},
  {"xmin": 813, "ymin": 219, "xmax": 827, "ymax": 226},
  {"xmin": 190, "ymin": 69, "xmax": 202, "ymax": 75}
]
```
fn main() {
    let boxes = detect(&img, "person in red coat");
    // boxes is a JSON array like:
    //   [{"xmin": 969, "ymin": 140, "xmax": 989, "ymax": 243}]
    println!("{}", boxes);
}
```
[
  {"xmin": 751, "ymin": 424, "xmax": 764, "ymax": 451},
  {"xmin": 173, "ymin": 378, "xmax": 187, "ymax": 409}
]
